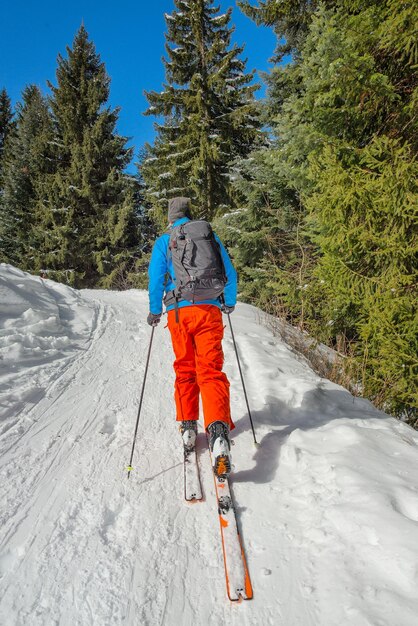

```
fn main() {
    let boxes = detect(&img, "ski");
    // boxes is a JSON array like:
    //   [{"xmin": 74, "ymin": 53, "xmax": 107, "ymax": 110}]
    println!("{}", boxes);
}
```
[
  {"xmin": 211, "ymin": 461, "xmax": 253, "ymax": 601},
  {"xmin": 184, "ymin": 444, "xmax": 203, "ymax": 502}
]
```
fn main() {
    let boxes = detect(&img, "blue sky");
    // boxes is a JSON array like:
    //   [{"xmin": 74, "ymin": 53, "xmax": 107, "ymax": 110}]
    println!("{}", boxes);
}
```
[{"xmin": 0, "ymin": 0, "xmax": 276, "ymax": 172}]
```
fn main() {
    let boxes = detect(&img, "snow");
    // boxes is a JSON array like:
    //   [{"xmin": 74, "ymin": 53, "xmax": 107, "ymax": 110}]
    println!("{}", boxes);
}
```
[
  {"xmin": 0, "ymin": 265, "xmax": 97, "ymax": 428},
  {"xmin": 211, "ymin": 14, "xmax": 228, "ymax": 23},
  {"xmin": 1, "ymin": 264, "xmax": 418, "ymax": 625}
]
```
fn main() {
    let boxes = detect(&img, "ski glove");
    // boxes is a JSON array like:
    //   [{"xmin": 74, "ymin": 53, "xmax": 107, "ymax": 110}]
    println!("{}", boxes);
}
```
[
  {"xmin": 147, "ymin": 312, "xmax": 162, "ymax": 327},
  {"xmin": 221, "ymin": 304, "xmax": 235, "ymax": 315}
]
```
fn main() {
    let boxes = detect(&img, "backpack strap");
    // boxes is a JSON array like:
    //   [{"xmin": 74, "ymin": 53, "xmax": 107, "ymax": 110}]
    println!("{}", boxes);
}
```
[
  {"xmin": 165, "ymin": 227, "xmax": 181, "ymax": 316},
  {"xmin": 174, "ymin": 296, "xmax": 179, "ymax": 323}
]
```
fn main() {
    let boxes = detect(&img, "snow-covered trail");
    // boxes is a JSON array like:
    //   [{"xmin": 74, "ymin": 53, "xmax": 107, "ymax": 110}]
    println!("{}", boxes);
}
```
[{"xmin": 1, "ymin": 269, "xmax": 418, "ymax": 626}]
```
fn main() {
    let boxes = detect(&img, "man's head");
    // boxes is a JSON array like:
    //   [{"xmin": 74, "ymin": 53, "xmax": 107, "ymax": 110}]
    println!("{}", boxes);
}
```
[{"xmin": 168, "ymin": 197, "xmax": 192, "ymax": 224}]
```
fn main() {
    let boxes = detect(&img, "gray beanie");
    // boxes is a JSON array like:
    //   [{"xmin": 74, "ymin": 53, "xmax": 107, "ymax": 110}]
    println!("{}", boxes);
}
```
[{"xmin": 168, "ymin": 197, "xmax": 191, "ymax": 223}]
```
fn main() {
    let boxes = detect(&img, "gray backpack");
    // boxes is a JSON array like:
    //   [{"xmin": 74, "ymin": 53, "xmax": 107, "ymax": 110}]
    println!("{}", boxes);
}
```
[{"xmin": 164, "ymin": 220, "xmax": 227, "ymax": 306}]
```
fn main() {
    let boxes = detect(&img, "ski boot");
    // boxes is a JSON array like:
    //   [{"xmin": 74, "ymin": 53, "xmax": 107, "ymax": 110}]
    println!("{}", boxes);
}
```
[
  {"xmin": 180, "ymin": 420, "xmax": 198, "ymax": 452},
  {"xmin": 207, "ymin": 420, "xmax": 231, "ymax": 477}
]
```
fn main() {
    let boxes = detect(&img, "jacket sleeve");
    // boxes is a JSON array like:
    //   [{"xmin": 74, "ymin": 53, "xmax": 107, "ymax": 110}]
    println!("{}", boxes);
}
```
[
  {"xmin": 216, "ymin": 235, "xmax": 238, "ymax": 307},
  {"xmin": 148, "ymin": 236, "xmax": 168, "ymax": 315}
]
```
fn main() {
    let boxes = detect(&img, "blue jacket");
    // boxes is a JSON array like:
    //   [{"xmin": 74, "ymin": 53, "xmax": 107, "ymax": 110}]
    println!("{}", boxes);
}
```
[{"xmin": 148, "ymin": 217, "xmax": 238, "ymax": 315}]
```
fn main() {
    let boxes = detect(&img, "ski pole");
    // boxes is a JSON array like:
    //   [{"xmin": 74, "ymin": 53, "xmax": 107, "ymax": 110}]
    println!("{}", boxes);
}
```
[
  {"xmin": 126, "ymin": 326, "xmax": 155, "ymax": 479},
  {"xmin": 226, "ymin": 313, "xmax": 258, "ymax": 446}
]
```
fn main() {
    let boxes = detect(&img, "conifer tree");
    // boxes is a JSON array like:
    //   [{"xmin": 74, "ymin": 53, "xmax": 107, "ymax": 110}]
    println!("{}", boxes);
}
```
[
  {"xmin": 307, "ymin": 138, "xmax": 418, "ymax": 415},
  {"xmin": 236, "ymin": 0, "xmax": 418, "ymax": 418},
  {"xmin": 223, "ymin": 1, "xmax": 321, "ymax": 333},
  {"xmin": 142, "ymin": 0, "xmax": 262, "ymax": 225},
  {"xmin": 237, "ymin": 0, "xmax": 336, "ymax": 61},
  {"xmin": 0, "ymin": 86, "xmax": 54, "ymax": 266},
  {"xmin": 0, "ymin": 88, "xmax": 14, "ymax": 193},
  {"xmin": 0, "ymin": 88, "xmax": 14, "ymax": 166},
  {"xmin": 217, "ymin": 146, "xmax": 323, "ymax": 330},
  {"xmin": 39, "ymin": 26, "xmax": 138, "ymax": 287},
  {"xmin": 299, "ymin": 3, "xmax": 418, "ymax": 416}
]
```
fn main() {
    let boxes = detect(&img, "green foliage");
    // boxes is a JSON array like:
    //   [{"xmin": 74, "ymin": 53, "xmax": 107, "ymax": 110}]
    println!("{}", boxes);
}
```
[
  {"xmin": 234, "ymin": 0, "xmax": 418, "ymax": 420},
  {"xmin": 35, "ymin": 26, "xmax": 140, "ymax": 287},
  {"xmin": 238, "ymin": 0, "xmax": 333, "ymax": 60},
  {"xmin": 307, "ymin": 138, "xmax": 418, "ymax": 413},
  {"xmin": 0, "ymin": 88, "xmax": 14, "ymax": 170},
  {"xmin": 1, "ymin": 28, "xmax": 145, "ymax": 288},
  {"xmin": 142, "ymin": 0, "xmax": 263, "ymax": 228},
  {"xmin": 215, "ymin": 149, "xmax": 301, "ymax": 299},
  {"xmin": 0, "ymin": 86, "xmax": 54, "ymax": 266},
  {"xmin": 378, "ymin": 0, "xmax": 418, "ymax": 67},
  {"xmin": 298, "ymin": 2, "xmax": 418, "ymax": 414},
  {"xmin": 0, "ymin": 87, "xmax": 15, "ymax": 208}
]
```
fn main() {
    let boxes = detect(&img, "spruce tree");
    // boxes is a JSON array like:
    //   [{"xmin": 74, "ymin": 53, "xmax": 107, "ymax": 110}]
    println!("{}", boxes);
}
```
[
  {"xmin": 0, "ymin": 86, "xmax": 54, "ymax": 267},
  {"xmin": 217, "ymin": 147, "xmax": 320, "ymax": 329},
  {"xmin": 224, "ymin": 1, "xmax": 321, "ymax": 332},
  {"xmin": 307, "ymin": 138, "xmax": 418, "ymax": 415},
  {"xmin": 300, "ymin": 3, "xmax": 418, "ymax": 416},
  {"xmin": 0, "ymin": 88, "xmax": 14, "ymax": 171},
  {"xmin": 39, "ymin": 25, "xmax": 137, "ymax": 287},
  {"xmin": 0, "ymin": 88, "xmax": 15, "ymax": 205},
  {"xmin": 142, "ymin": 0, "xmax": 262, "ymax": 225},
  {"xmin": 0, "ymin": 88, "xmax": 14, "ymax": 262},
  {"xmin": 236, "ymin": 0, "xmax": 418, "ymax": 419}
]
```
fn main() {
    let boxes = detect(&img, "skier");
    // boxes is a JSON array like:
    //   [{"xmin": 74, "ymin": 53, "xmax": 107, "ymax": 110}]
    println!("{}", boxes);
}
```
[{"xmin": 147, "ymin": 197, "xmax": 237, "ymax": 476}]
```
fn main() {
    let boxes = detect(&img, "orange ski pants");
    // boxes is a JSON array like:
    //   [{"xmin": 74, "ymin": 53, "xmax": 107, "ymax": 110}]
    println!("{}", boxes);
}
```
[{"xmin": 167, "ymin": 305, "xmax": 234, "ymax": 431}]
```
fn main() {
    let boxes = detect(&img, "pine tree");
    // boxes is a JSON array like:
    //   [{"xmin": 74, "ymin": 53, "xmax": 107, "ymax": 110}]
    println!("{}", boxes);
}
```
[
  {"xmin": 218, "ymin": 146, "xmax": 324, "ymax": 329},
  {"xmin": 236, "ymin": 0, "xmax": 418, "ymax": 418},
  {"xmin": 142, "ymin": 0, "xmax": 262, "ymax": 225},
  {"xmin": 224, "ymin": 1, "xmax": 322, "ymax": 331},
  {"xmin": 308, "ymin": 138, "xmax": 418, "ymax": 416},
  {"xmin": 238, "ymin": 0, "xmax": 333, "ymax": 61},
  {"xmin": 38, "ymin": 25, "xmax": 138, "ymax": 287},
  {"xmin": 0, "ymin": 88, "xmax": 14, "ymax": 206},
  {"xmin": 0, "ymin": 86, "xmax": 54, "ymax": 267},
  {"xmin": 299, "ymin": 3, "xmax": 418, "ymax": 416},
  {"xmin": 0, "ymin": 88, "xmax": 14, "ymax": 166},
  {"xmin": 0, "ymin": 88, "xmax": 14, "ymax": 261}
]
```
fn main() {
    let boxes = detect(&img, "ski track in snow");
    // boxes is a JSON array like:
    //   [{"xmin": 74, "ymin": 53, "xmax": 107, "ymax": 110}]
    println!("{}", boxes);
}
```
[{"xmin": 1, "ymin": 265, "xmax": 418, "ymax": 626}]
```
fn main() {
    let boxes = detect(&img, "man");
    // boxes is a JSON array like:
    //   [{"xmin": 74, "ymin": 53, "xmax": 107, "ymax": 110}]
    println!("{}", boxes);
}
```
[{"xmin": 147, "ymin": 197, "xmax": 237, "ymax": 476}]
